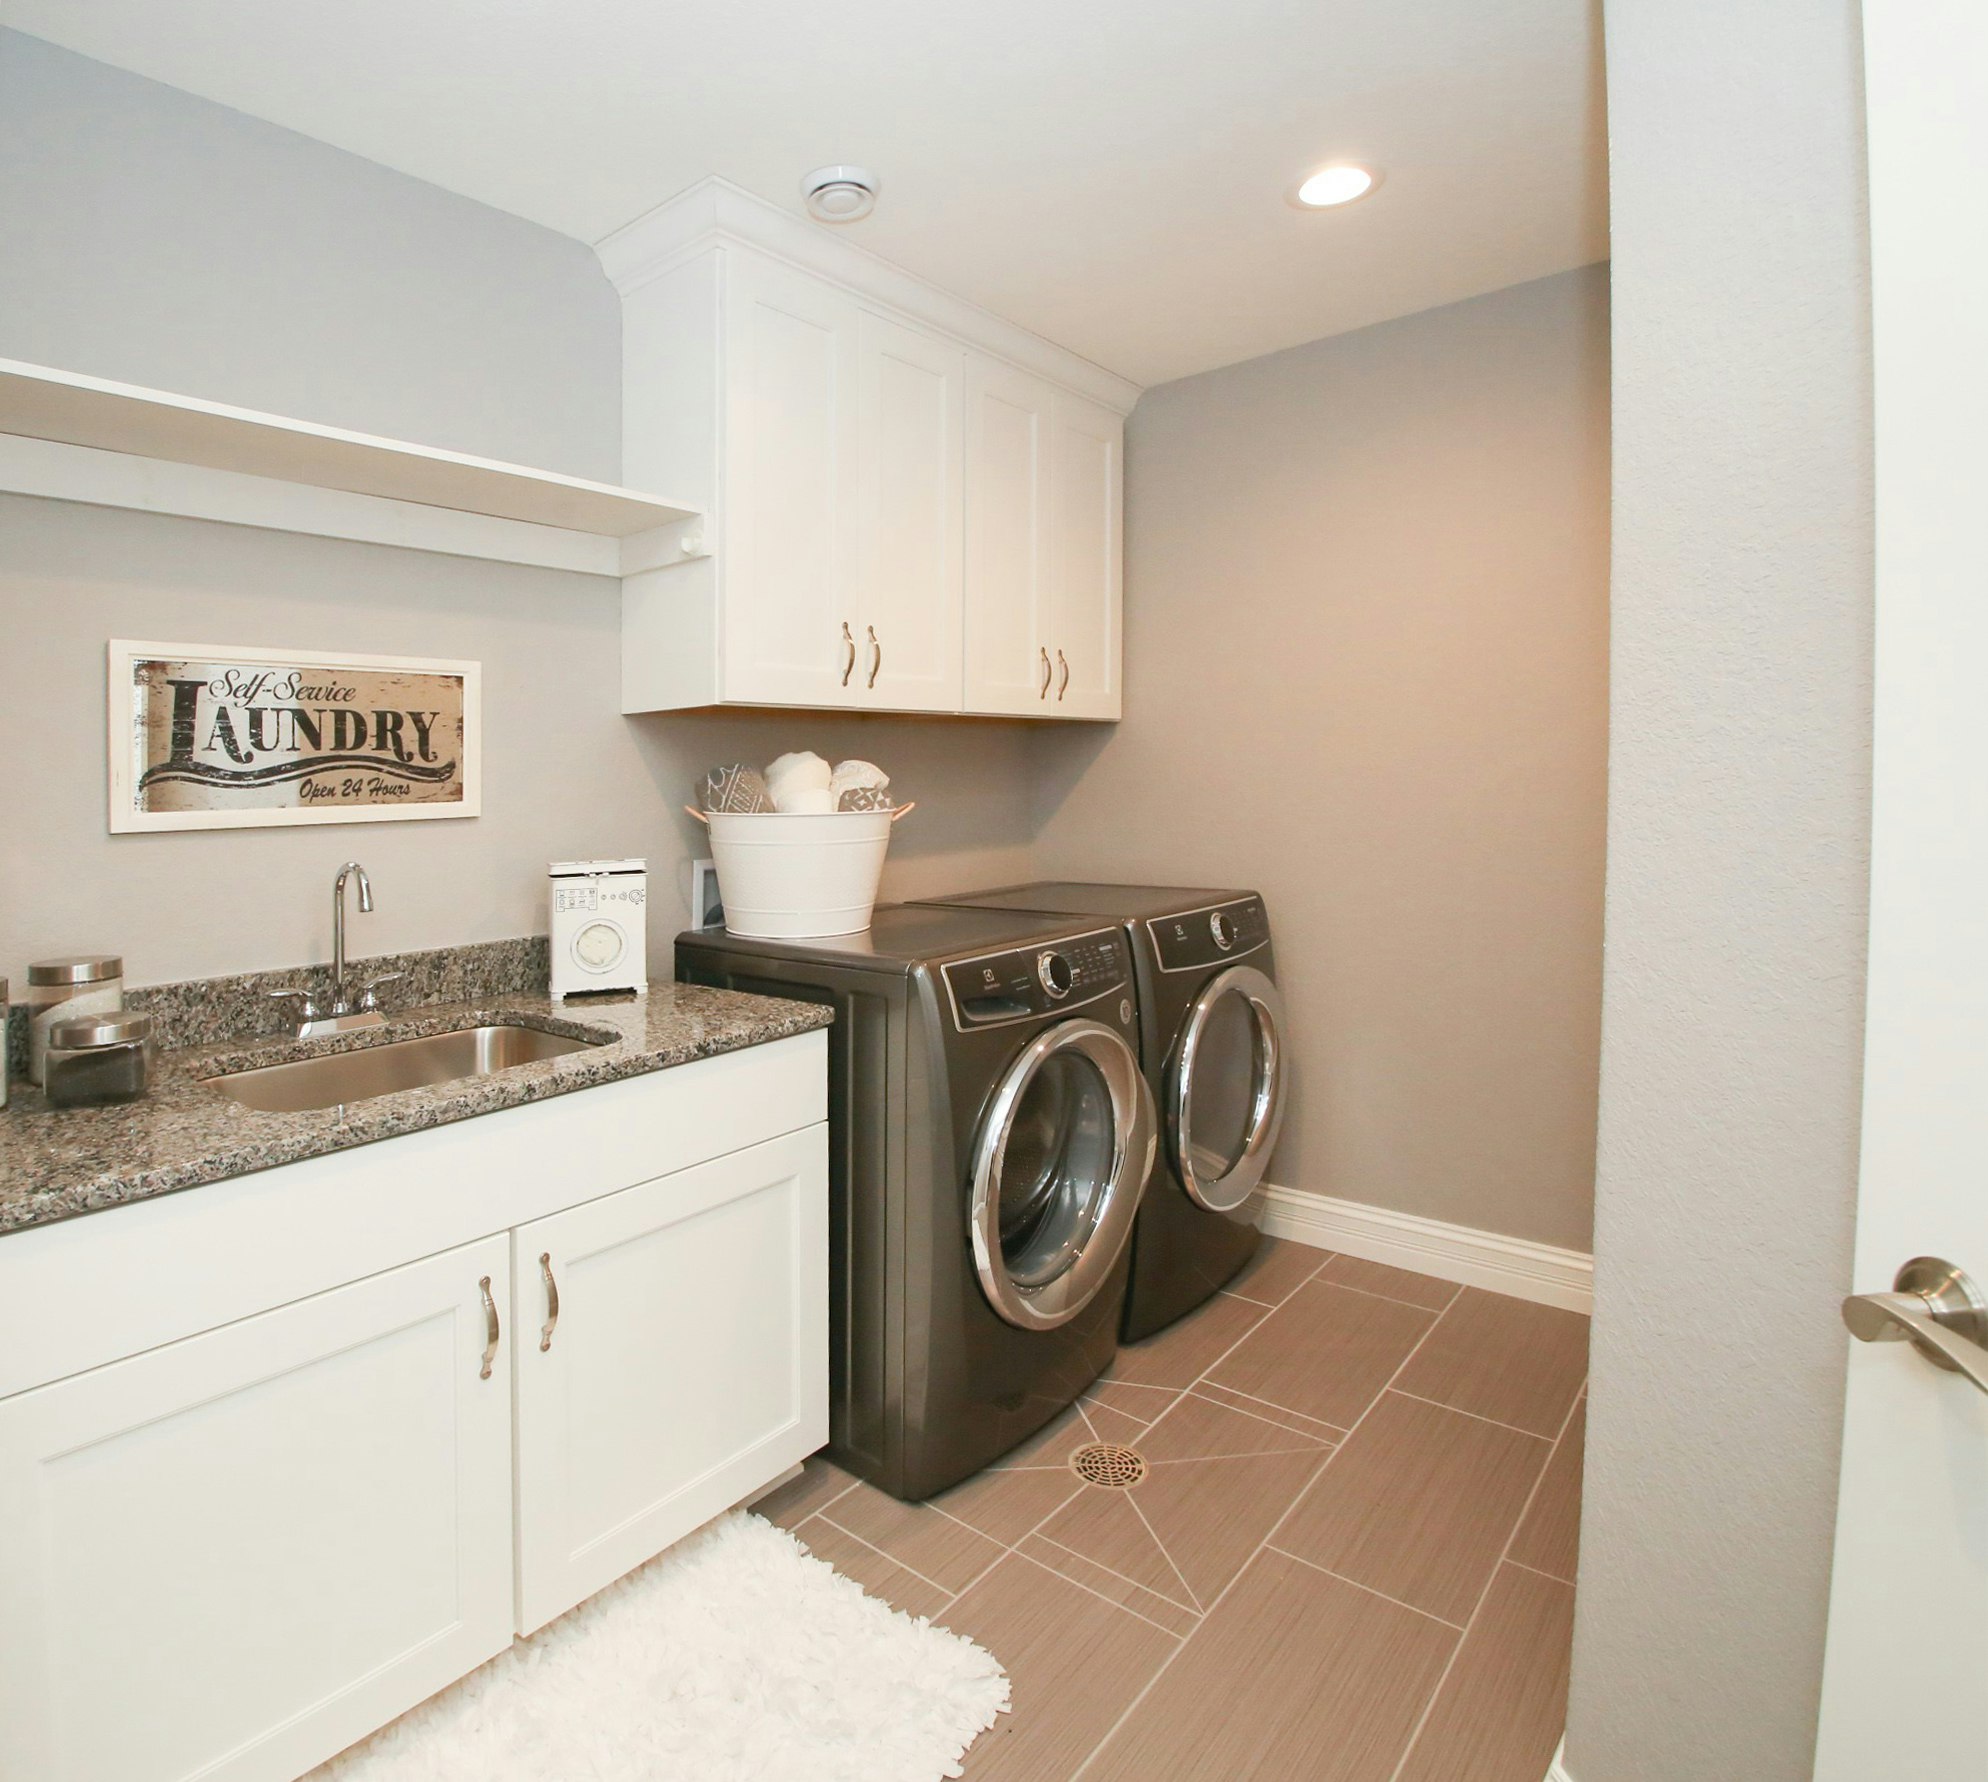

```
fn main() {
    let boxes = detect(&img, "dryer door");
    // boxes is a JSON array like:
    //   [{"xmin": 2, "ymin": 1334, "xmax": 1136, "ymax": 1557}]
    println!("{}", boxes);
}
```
[
  {"xmin": 970, "ymin": 1019, "xmax": 1156, "ymax": 1330},
  {"xmin": 1169, "ymin": 964, "xmax": 1288, "ymax": 1215}
]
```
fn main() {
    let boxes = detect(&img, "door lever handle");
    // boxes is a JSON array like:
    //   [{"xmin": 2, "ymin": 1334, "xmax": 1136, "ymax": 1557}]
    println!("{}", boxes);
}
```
[{"xmin": 1843, "ymin": 1256, "xmax": 1988, "ymax": 1396}]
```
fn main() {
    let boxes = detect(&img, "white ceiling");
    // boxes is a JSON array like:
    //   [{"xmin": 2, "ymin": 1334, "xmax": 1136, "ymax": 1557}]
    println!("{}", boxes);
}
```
[{"xmin": 10, "ymin": 0, "xmax": 1606, "ymax": 388}]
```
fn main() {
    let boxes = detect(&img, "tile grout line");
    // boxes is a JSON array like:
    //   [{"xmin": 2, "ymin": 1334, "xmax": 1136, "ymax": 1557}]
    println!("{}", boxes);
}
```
[
  {"xmin": 1503, "ymin": 1554, "xmax": 1577, "ymax": 1588},
  {"xmin": 1315, "ymin": 1273, "xmax": 1463, "ymax": 1315},
  {"xmin": 1183, "ymin": 1276, "xmax": 1443, "ymax": 1434},
  {"xmin": 806, "ymin": 1511, "xmax": 964, "ymax": 1602},
  {"xmin": 1218, "ymin": 1242, "xmax": 1333, "ymax": 1308},
  {"xmin": 1124, "ymin": 1483, "xmax": 1207, "ymax": 1613},
  {"xmin": 926, "ymin": 1397, "xmax": 1113, "ymax": 1621},
  {"xmin": 1067, "ymin": 1272, "xmax": 1464, "ymax": 1781},
  {"xmin": 1189, "ymin": 1381, "xmax": 1348, "ymax": 1442},
  {"xmin": 1029, "ymin": 1532, "xmax": 1203, "ymax": 1622},
  {"xmin": 1140, "ymin": 1445, "xmax": 1336, "ymax": 1464},
  {"xmin": 1260, "ymin": 1544, "xmax": 1468, "ymax": 1631},
  {"xmin": 1000, "ymin": 1545, "xmax": 1190, "ymax": 1642},
  {"xmin": 1381, "ymin": 1379, "xmax": 1589, "ymax": 1782},
  {"xmin": 762, "ymin": 1469, "xmax": 861, "ymax": 1528},
  {"xmin": 1386, "ymin": 1387, "xmax": 1558, "ymax": 1442}
]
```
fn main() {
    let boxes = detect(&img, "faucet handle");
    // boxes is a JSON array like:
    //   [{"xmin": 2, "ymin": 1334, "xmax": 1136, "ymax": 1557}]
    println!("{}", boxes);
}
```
[
  {"xmin": 267, "ymin": 986, "xmax": 320, "ymax": 1029},
  {"xmin": 355, "ymin": 971, "xmax": 405, "ymax": 1013}
]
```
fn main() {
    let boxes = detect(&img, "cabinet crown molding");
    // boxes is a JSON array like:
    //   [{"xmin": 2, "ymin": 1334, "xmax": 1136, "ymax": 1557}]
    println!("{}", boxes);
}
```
[{"xmin": 595, "ymin": 177, "xmax": 1141, "ymax": 418}]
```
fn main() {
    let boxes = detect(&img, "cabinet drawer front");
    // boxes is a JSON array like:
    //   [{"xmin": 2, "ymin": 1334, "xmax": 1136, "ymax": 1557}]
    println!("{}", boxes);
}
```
[
  {"xmin": 514, "ymin": 1124, "xmax": 829, "ymax": 1631},
  {"xmin": 0, "ymin": 1235, "xmax": 513, "ymax": 1782}
]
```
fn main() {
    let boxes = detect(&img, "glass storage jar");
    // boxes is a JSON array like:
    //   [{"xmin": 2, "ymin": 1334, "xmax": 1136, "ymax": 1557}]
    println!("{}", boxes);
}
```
[
  {"xmin": 26, "ymin": 955, "xmax": 123, "ymax": 1086},
  {"xmin": 42, "ymin": 1011, "xmax": 156, "ymax": 1108}
]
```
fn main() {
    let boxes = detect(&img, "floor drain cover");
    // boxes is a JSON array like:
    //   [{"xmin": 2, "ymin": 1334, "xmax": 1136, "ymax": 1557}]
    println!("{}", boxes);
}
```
[{"xmin": 1070, "ymin": 1442, "xmax": 1147, "ymax": 1489}]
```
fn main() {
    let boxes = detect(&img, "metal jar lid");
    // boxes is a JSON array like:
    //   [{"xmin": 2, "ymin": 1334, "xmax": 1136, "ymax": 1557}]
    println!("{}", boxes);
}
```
[
  {"xmin": 45, "ymin": 1011, "xmax": 154, "ymax": 1051},
  {"xmin": 28, "ymin": 955, "xmax": 123, "ymax": 987}
]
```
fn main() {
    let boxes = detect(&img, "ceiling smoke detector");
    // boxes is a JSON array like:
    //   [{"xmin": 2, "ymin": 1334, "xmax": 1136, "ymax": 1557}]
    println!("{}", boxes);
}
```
[{"xmin": 801, "ymin": 165, "xmax": 879, "ymax": 223}]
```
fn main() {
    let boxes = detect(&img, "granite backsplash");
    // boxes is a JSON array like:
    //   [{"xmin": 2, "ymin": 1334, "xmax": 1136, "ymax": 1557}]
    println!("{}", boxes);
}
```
[{"xmin": 7, "ymin": 935, "xmax": 551, "ymax": 1070}]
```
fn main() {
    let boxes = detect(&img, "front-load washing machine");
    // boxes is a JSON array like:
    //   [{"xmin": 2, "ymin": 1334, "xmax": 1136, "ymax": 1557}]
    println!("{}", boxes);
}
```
[
  {"xmin": 676, "ymin": 904, "xmax": 1155, "ymax": 1500},
  {"xmin": 920, "ymin": 885, "xmax": 1288, "ymax": 1341}
]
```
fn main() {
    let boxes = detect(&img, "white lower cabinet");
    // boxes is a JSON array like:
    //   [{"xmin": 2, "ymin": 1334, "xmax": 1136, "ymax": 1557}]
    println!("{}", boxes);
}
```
[
  {"xmin": 0, "ymin": 1037, "xmax": 829, "ymax": 1782},
  {"xmin": 0, "ymin": 1237, "xmax": 515, "ymax": 1782},
  {"xmin": 513, "ymin": 1128, "xmax": 828, "ymax": 1632}
]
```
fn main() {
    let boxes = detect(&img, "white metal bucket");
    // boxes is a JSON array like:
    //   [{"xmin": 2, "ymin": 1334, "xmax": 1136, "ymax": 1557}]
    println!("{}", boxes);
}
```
[{"xmin": 698, "ymin": 808, "xmax": 904, "ymax": 938}]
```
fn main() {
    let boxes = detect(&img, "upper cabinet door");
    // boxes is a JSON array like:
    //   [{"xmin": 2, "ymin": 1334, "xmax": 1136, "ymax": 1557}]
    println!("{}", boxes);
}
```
[
  {"xmin": 0, "ymin": 1236, "xmax": 514, "ymax": 1782},
  {"xmin": 963, "ymin": 355, "xmax": 1057, "ymax": 716},
  {"xmin": 855, "ymin": 311, "xmax": 965, "ymax": 713},
  {"xmin": 1047, "ymin": 391, "xmax": 1125, "ymax": 721},
  {"xmin": 721, "ymin": 249, "xmax": 862, "ymax": 707}
]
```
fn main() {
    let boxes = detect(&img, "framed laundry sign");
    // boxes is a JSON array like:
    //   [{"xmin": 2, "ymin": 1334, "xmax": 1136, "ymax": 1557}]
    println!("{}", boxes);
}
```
[{"xmin": 107, "ymin": 640, "xmax": 481, "ymax": 832}]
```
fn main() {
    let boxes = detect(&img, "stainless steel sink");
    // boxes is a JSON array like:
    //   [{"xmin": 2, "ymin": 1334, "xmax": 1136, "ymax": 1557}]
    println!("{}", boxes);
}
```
[{"xmin": 210, "ymin": 1023, "xmax": 606, "ymax": 1113}]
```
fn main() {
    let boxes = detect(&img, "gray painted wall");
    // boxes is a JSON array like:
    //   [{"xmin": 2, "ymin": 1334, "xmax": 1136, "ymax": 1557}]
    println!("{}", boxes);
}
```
[
  {"xmin": 0, "ymin": 29, "xmax": 618, "ymax": 481},
  {"xmin": 1035, "ymin": 267, "xmax": 1611, "ymax": 1253},
  {"xmin": 1566, "ymin": 2, "xmax": 1872, "ymax": 1777},
  {"xmin": 0, "ymin": 32, "xmax": 1036, "ymax": 986}
]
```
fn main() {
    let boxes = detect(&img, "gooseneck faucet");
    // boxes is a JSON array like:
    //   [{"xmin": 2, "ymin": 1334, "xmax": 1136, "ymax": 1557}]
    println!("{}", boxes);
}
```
[
  {"xmin": 268, "ymin": 861, "xmax": 402, "ymax": 1038},
  {"xmin": 331, "ymin": 861, "xmax": 372, "ymax": 1011}
]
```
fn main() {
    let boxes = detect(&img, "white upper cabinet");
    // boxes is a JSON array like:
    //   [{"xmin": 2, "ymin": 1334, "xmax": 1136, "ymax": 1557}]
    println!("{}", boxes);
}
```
[
  {"xmin": 606, "ymin": 179, "xmax": 1136, "ymax": 720},
  {"xmin": 963, "ymin": 357, "xmax": 1055, "ymax": 714},
  {"xmin": 720, "ymin": 251, "xmax": 862, "ymax": 709},
  {"xmin": 856, "ymin": 309, "xmax": 965, "ymax": 712},
  {"xmin": 1047, "ymin": 391, "xmax": 1125, "ymax": 721},
  {"xmin": 962, "ymin": 365, "xmax": 1124, "ymax": 720}
]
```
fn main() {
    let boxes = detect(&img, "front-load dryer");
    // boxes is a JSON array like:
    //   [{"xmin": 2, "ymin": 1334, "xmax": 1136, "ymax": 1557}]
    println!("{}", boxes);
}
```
[
  {"xmin": 918, "ymin": 885, "xmax": 1287, "ymax": 1342},
  {"xmin": 676, "ymin": 904, "xmax": 1155, "ymax": 1499}
]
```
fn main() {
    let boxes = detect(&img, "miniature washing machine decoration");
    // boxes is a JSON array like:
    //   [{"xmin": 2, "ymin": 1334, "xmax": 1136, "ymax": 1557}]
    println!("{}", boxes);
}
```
[{"xmin": 548, "ymin": 859, "xmax": 647, "ymax": 998}]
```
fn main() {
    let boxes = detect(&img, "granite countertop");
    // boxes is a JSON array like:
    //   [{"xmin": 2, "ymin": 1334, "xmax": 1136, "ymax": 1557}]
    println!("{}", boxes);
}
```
[{"xmin": 0, "ymin": 984, "xmax": 831, "ymax": 1237}]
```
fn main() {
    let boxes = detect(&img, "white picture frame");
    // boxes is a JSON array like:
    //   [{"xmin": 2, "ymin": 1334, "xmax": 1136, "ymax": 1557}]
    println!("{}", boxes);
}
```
[{"xmin": 107, "ymin": 639, "xmax": 483, "ymax": 833}]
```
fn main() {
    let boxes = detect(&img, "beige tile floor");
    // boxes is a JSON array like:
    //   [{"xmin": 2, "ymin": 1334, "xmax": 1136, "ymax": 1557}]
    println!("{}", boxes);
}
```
[{"xmin": 756, "ymin": 1237, "xmax": 1587, "ymax": 1781}]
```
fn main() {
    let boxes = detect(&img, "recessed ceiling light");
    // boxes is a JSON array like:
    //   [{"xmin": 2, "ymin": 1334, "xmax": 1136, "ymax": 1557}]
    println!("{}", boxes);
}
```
[{"xmin": 1292, "ymin": 164, "xmax": 1378, "ymax": 209}]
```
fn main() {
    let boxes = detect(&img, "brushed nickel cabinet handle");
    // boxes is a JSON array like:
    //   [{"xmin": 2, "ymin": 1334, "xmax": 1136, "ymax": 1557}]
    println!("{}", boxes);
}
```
[
  {"xmin": 1039, "ymin": 647, "xmax": 1052, "ymax": 698},
  {"xmin": 478, "ymin": 1275, "xmax": 499, "ymax": 1380},
  {"xmin": 867, "ymin": 625, "xmax": 882, "ymax": 689},
  {"xmin": 840, "ymin": 621, "xmax": 856, "ymax": 687},
  {"xmin": 1057, "ymin": 649, "xmax": 1070, "ymax": 700},
  {"xmin": 539, "ymin": 1252, "xmax": 560, "ymax": 1353}
]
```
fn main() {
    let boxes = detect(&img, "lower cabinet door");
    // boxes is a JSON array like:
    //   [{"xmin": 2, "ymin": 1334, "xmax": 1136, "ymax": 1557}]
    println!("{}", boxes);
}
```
[
  {"xmin": 0, "ymin": 1235, "xmax": 514, "ymax": 1782},
  {"xmin": 513, "ymin": 1124, "xmax": 829, "ymax": 1632}
]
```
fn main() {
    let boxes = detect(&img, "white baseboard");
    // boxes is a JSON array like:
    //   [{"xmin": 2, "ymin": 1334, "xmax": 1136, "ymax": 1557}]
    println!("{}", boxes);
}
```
[
  {"xmin": 1546, "ymin": 1735, "xmax": 1573, "ymax": 1780},
  {"xmin": 1253, "ymin": 1184, "xmax": 1593, "ymax": 1315}
]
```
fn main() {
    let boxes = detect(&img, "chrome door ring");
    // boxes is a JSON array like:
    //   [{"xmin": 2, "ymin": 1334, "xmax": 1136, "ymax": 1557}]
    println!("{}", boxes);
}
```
[
  {"xmin": 1169, "ymin": 964, "xmax": 1288, "ymax": 1215},
  {"xmin": 969, "ymin": 1019, "xmax": 1156, "ymax": 1330}
]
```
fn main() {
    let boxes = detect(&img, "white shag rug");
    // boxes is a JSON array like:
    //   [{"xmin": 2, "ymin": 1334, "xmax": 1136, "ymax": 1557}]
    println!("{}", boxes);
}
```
[{"xmin": 312, "ymin": 1510, "xmax": 1010, "ymax": 1782}]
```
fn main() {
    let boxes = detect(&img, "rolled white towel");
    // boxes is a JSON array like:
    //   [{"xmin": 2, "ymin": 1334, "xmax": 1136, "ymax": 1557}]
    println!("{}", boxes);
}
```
[
  {"xmin": 764, "ymin": 750, "xmax": 832, "ymax": 800},
  {"xmin": 829, "ymin": 758, "xmax": 890, "ymax": 801},
  {"xmin": 773, "ymin": 786, "xmax": 837, "ymax": 814}
]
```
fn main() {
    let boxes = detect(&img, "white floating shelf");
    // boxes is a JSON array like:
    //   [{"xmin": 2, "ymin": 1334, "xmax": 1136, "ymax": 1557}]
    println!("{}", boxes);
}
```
[{"xmin": 0, "ymin": 358, "xmax": 703, "ymax": 574}]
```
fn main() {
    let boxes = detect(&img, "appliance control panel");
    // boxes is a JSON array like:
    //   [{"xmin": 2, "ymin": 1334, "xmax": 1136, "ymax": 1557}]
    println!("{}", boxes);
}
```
[
  {"xmin": 945, "ymin": 927, "xmax": 1130, "ymax": 1030},
  {"xmin": 1150, "ymin": 895, "xmax": 1270, "ymax": 973}
]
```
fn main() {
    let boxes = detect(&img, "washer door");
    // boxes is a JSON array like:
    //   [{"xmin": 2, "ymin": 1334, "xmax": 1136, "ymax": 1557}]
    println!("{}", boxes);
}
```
[
  {"xmin": 970, "ymin": 1019, "xmax": 1157, "ymax": 1330},
  {"xmin": 1169, "ymin": 965, "xmax": 1288, "ymax": 1215}
]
